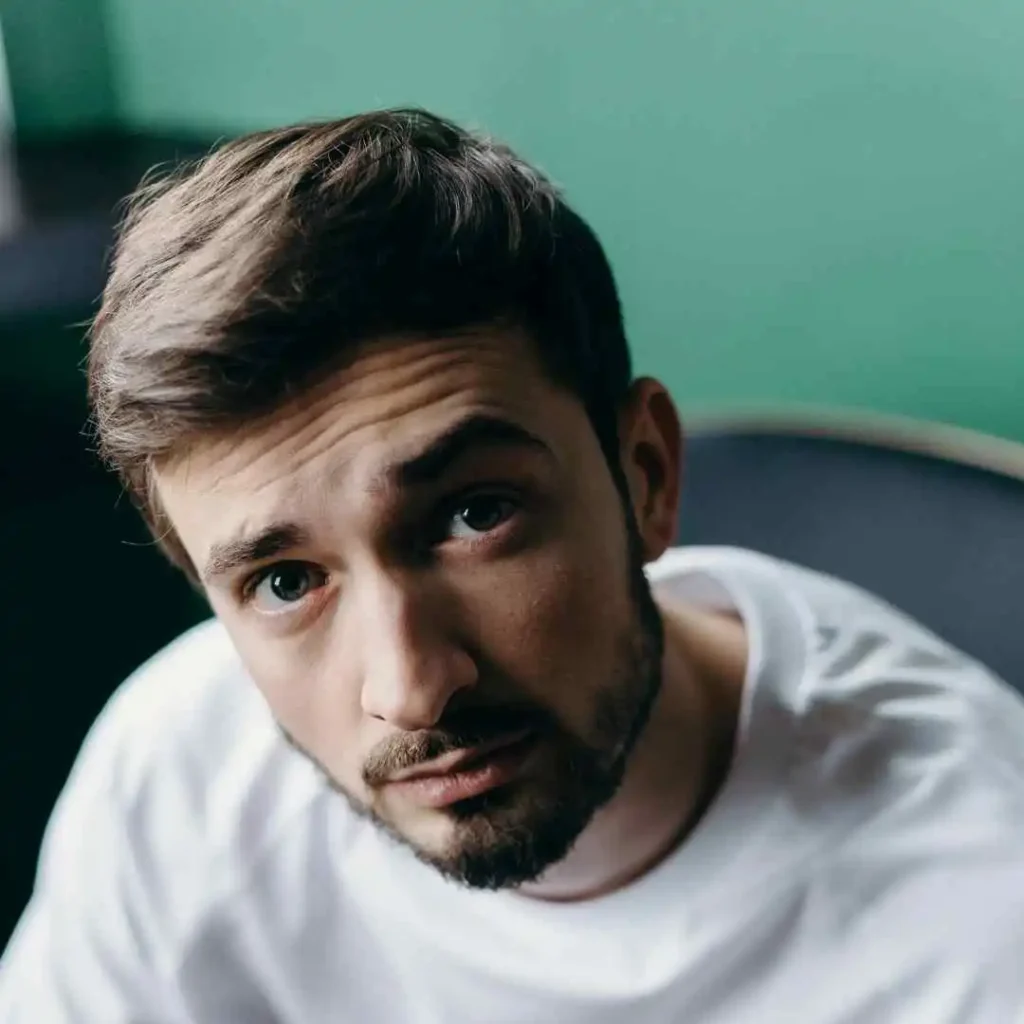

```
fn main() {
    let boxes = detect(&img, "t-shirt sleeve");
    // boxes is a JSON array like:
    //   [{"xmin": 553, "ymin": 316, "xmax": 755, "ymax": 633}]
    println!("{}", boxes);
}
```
[{"xmin": 0, "ymin": 736, "xmax": 189, "ymax": 1023}]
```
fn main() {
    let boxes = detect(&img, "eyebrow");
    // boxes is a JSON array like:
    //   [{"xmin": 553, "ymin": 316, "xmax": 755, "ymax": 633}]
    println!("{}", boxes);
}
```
[
  {"xmin": 200, "ymin": 413, "xmax": 552, "ymax": 586},
  {"xmin": 202, "ymin": 522, "xmax": 310, "ymax": 586},
  {"xmin": 382, "ymin": 413, "xmax": 553, "ymax": 491}
]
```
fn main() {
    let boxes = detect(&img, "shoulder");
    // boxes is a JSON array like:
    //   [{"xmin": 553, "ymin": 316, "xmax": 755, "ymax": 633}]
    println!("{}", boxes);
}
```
[
  {"xmin": 676, "ymin": 552, "xmax": 1024, "ymax": 995},
  {"xmin": 746, "ymin": 553, "xmax": 1024, "ymax": 851},
  {"xmin": 770, "ymin": 556, "xmax": 1024, "ymax": 787},
  {"xmin": 83, "ymin": 618, "xmax": 319, "ymax": 823},
  {"xmin": 665, "ymin": 547, "xmax": 1024, "ymax": 750},
  {"xmin": 2, "ymin": 624, "xmax": 344, "ymax": 1012},
  {"xmin": 657, "ymin": 546, "xmax": 1024, "ymax": 841},
  {"xmin": 40, "ymin": 620, "xmax": 325, "ymax": 935}
]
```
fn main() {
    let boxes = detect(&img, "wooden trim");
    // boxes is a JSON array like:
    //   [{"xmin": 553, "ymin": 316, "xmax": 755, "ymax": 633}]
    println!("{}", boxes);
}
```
[{"xmin": 684, "ymin": 406, "xmax": 1024, "ymax": 483}]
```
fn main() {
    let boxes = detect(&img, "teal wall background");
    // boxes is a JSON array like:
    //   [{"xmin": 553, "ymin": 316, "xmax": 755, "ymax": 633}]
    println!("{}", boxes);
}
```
[
  {"xmin": 7, "ymin": 0, "xmax": 1024, "ymax": 438},
  {"xmin": 1, "ymin": 0, "xmax": 114, "ymax": 133}
]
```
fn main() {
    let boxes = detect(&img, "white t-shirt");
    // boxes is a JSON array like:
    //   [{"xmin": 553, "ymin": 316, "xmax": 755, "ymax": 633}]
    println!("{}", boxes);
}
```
[{"xmin": 2, "ymin": 547, "xmax": 1024, "ymax": 1023}]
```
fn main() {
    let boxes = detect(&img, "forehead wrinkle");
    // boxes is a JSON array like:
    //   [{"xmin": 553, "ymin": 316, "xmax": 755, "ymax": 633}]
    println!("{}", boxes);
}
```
[
  {"xmin": 244, "ymin": 397, "xmax": 533, "ymax": 513},
  {"xmin": 231, "ymin": 391, "xmax": 482, "ymax": 505},
  {"xmin": 203, "ymin": 348, "xmax": 515, "ymax": 498},
  {"xmin": 263, "ymin": 335, "xmax": 518, "ymax": 445},
  {"xmin": 324, "ymin": 340, "xmax": 510, "ymax": 406}
]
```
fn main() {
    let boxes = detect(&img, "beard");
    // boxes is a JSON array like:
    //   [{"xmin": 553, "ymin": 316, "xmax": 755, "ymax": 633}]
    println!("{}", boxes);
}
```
[{"xmin": 281, "ymin": 522, "xmax": 665, "ymax": 891}]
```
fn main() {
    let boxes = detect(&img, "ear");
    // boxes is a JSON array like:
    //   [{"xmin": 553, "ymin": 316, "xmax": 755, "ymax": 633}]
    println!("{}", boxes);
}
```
[{"xmin": 617, "ymin": 378, "xmax": 684, "ymax": 563}]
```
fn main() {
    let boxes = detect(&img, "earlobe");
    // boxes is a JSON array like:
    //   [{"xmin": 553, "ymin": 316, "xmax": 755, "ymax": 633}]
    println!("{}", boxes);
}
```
[{"xmin": 618, "ymin": 378, "xmax": 684, "ymax": 562}]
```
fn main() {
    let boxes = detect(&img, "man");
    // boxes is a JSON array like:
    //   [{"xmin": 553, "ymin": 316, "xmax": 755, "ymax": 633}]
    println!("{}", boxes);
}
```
[{"xmin": 1, "ymin": 109, "xmax": 1022, "ymax": 1023}]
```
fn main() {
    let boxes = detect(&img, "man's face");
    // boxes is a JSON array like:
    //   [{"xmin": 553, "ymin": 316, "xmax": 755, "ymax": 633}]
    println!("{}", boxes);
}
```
[{"xmin": 156, "ymin": 328, "xmax": 669, "ymax": 889}]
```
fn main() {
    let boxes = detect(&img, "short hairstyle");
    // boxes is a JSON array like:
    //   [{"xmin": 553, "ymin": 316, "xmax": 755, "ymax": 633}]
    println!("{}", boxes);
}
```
[{"xmin": 88, "ymin": 108, "xmax": 633, "ymax": 578}]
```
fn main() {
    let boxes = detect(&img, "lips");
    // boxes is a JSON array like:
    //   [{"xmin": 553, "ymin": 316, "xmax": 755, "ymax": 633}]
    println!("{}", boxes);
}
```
[
  {"xmin": 387, "ymin": 729, "xmax": 534, "ymax": 783},
  {"xmin": 384, "ymin": 730, "xmax": 539, "ymax": 809}
]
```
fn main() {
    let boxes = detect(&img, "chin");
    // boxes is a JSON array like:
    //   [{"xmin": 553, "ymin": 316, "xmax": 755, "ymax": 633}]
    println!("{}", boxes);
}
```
[{"xmin": 393, "ymin": 779, "xmax": 599, "ymax": 890}]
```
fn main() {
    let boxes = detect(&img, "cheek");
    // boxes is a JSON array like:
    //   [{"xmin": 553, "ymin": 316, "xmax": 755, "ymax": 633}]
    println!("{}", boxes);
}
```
[
  {"xmin": 460, "ymin": 524, "xmax": 634, "ymax": 721},
  {"xmin": 215, "ymin": 608, "xmax": 368, "ymax": 788}
]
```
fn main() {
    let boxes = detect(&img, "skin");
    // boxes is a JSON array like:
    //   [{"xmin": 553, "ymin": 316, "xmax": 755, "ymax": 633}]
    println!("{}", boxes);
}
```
[{"xmin": 154, "ymin": 326, "xmax": 746, "ymax": 901}]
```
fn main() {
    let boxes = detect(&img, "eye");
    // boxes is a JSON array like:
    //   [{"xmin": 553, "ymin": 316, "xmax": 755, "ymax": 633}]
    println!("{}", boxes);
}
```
[
  {"xmin": 246, "ymin": 561, "xmax": 328, "ymax": 612},
  {"xmin": 447, "ymin": 493, "xmax": 518, "ymax": 540}
]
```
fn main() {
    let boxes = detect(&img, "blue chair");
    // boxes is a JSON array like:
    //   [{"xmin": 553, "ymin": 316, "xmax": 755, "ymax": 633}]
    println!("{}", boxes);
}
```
[{"xmin": 680, "ymin": 411, "xmax": 1024, "ymax": 692}]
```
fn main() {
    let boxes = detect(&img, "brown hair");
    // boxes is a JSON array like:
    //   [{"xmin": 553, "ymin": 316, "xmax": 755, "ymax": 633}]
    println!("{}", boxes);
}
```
[{"xmin": 88, "ymin": 108, "xmax": 633, "ymax": 579}]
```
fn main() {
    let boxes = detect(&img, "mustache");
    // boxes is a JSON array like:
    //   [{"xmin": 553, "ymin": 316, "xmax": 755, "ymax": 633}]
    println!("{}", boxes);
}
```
[{"xmin": 362, "ymin": 704, "xmax": 549, "ymax": 786}]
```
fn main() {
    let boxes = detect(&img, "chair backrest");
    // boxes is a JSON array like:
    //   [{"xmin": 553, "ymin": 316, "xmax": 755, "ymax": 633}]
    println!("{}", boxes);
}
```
[{"xmin": 679, "ymin": 411, "xmax": 1024, "ymax": 691}]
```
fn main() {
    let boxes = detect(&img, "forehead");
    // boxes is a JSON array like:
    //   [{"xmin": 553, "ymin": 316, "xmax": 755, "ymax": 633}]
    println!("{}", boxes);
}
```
[{"xmin": 154, "ymin": 328, "xmax": 588, "ymax": 542}]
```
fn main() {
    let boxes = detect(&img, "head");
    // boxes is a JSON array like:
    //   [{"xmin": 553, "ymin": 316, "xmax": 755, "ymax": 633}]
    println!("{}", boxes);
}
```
[{"xmin": 88, "ymin": 109, "xmax": 683, "ymax": 889}]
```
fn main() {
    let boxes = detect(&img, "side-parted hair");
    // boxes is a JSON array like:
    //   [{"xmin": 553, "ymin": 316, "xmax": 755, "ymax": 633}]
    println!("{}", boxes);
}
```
[{"xmin": 88, "ymin": 108, "xmax": 633, "ymax": 578}]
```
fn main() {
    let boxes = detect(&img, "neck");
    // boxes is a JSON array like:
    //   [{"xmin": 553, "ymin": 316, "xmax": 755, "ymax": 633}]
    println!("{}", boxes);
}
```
[{"xmin": 516, "ymin": 599, "xmax": 747, "ymax": 902}]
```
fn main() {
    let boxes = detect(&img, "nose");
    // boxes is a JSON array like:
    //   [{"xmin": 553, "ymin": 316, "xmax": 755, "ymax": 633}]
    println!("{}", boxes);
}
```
[{"xmin": 356, "ymin": 571, "xmax": 478, "ymax": 730}]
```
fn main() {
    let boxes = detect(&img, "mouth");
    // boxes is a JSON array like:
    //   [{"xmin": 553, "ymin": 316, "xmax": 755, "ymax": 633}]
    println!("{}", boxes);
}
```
[{"xmin": 384, "ymin": 729, "xmax": 539, "ymax": 809}]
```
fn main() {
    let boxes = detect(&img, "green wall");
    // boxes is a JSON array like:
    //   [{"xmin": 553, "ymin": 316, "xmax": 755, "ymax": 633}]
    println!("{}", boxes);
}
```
[
  {"xmin": 1, "ymin": 0, "xmax": 115, "ymax": 134},
  {"xmin": 16, "ymin": 0, "xmax": 1024, "ymax": 438}
]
